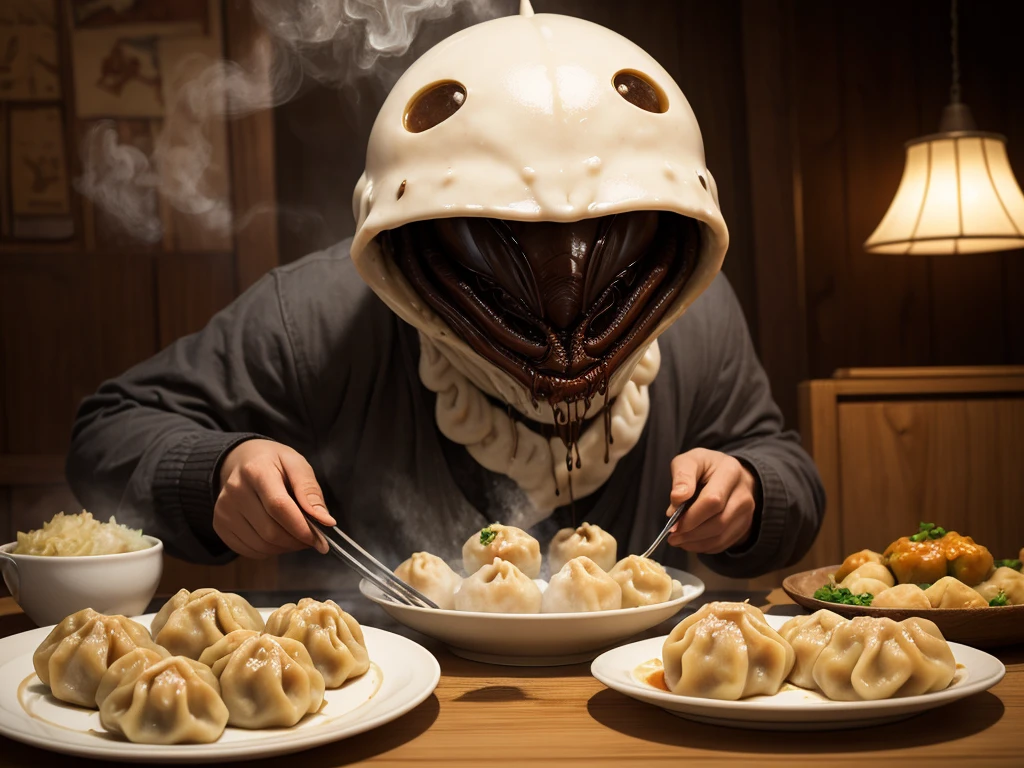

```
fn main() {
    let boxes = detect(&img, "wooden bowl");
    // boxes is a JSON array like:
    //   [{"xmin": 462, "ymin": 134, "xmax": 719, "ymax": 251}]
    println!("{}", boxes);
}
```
[{"xmin": 782, "ymin": 565, "xmax": 1024, "ymax": 649}]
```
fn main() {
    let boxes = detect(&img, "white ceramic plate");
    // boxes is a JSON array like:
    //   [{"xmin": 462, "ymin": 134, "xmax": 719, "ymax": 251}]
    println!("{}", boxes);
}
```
[
  {"xmin": 0, "ymin": 609, "xmax": 440, "ymax": 763},
  {"xmin": 360, "ymin": 567, "xmax": 704, "ymax": 666},
  {"xmin": 590, "ymin": 614, "xmax": 1006, "ymax": 731}
]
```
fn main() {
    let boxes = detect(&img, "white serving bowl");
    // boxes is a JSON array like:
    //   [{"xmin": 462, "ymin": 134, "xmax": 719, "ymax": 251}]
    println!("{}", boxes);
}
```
[
  {"xmin": 0, "ymin": 536, "xmax": 163, "ymax": 626},
  {"xmin": 360, "ymin": 567, "xmax": 704, "ymax": 666}
]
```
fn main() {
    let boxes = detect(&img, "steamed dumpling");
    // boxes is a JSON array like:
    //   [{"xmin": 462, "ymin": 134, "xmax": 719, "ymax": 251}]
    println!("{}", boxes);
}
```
[
  {"xmin": 834, "ymin": 549, "xmax": 885, "ymax": 582},
  {"xmin": 662, "ymin": 602, "xmax": 795, "ymax": 700},
  {"xmin": 265, "ymin": 598, "xmax": 369, "ymax": 688},
  {"xmin": 462, "ymin": 523, "xmax": 541, "ymax": 578},
  {"xmin": 454, "ymin": 557, "xmax": 542, "ymax": 613},
  {"xmin": 840, "ymin": 576, "xmax": 892, "ymax": 597},
  {"xmin": 203, "ymin": 633, "xmax": 325, "ymax": 728},
  {"xmin": 608, "ymin": 555, "xmax": 672, "ymax": 607},
  {"xmin": 975, "ymin": 566, "xmax": 1024, "ymax": 605},
  {"xmin": 541, "ymin": 556, "xmax": 622, "ymax": 613},
  {"xmin": 33, "ymin": 608, "xmax": 164, "ymax": 707},
  {"xmin": 197, "ymin": 629, "xmax": 262, "ymax": 668},
  {"xmin": 394, "ymin": 552, "xmax": 461, "ymax": 609},
  {"xmin": 778, "ymin": 609, "xmax": 846, "ymax": 690},
  {"xmin": 839, "ymin": 562, "xmax": 894, "ymax": 589},
  {"xmin": 871, "ymin": 583, "xmax": 931, "ymax": 609},
  {"xmin": 153, "ymin": 588, "xmax": 265, "ymax": 660},
  {"xmin": 811, "ymin": 616, "xmax": 955, "ymax": 701},
  {"xmin": 924, "ymin": 576, "xmax": 988, "ymax": 609},
  {"xmin": 97, "ymin": 650, "xmax": 228, "ymax": 744},
  {"xmin": 548, "ymin": 523, "xmax": 617, "ymax": 573},
  {"xmin": 94, "ymin": 647, "xmax": 168, "ymax": 708}
]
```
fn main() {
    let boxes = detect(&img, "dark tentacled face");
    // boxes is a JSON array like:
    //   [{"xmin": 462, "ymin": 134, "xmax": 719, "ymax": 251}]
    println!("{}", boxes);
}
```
[{"xmin": 382, "ymin": 212, "xmax": 699, "ymax": 407}]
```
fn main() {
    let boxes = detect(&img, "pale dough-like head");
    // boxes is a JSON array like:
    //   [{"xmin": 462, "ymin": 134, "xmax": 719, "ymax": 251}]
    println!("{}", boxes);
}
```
[{"xmin": 350, "ymin": 6, "xmax": 728, "ymax": 418}]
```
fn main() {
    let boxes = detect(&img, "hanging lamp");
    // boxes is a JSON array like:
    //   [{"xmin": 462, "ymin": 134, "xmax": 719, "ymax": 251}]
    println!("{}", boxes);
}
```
[{"xmin": 864, "ymin": 0, "xmax": 1024, "ymax": 255}]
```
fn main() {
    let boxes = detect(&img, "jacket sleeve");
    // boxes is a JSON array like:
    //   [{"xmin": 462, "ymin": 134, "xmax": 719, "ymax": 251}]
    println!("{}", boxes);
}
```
[
  {"xmin": 682, "ymin": 279, "xmax": 826, "ymax": 578},
  {"xmin": 66, "ymin": 271, "xmax": 309, "ymax": 564}
]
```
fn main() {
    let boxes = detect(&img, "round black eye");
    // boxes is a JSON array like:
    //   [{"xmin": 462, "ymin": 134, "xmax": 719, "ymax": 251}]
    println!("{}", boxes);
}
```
[
  {"xmin": 613, "ymin": 71, "xmax": 666, "ymax": 113},
  {"xmin": 404, "ymin": 81, "xmax": 466, "ymax": 133}
]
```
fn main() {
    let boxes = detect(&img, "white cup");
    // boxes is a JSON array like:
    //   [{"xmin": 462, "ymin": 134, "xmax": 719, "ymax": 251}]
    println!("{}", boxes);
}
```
[{"xmin": 0, "ymin": 536, "xmax": 163, "ymax": 626}]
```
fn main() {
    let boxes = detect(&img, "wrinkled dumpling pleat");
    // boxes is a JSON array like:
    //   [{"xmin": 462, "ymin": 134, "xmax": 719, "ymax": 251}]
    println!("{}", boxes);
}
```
[
  {"xmin": 778, "ymin": 609, "xmax": 847, "ymax": 690},
  {"xmin": 975, "ymin": 567, "xmax": 1024, "ymax": 605},
  {"xmin": 265, "ymin": 598, "xmax": 370, "ymax": 688},
  {"xmin": 205, "ymin": 633, "xmax": 325, "ymax": 728},
  {"xmin": 662, "ymin": 602, "xmax": 795, "ymax": 700},
  {"xmin": 871, "ymin": 583, "xmax": 931, "ymax": 609},
  {"xmin": 152, "ymin": 588, "xmax": 265, "ymax": 660},
  {"xmin": 548, "ymin": 523, "xmax": 618, "ymax": 574},
  {"xmin": 924, "ymin": 576, "xmax": 988, "ymax": 609},
  {"xmin": 541, "ymin": 556, "xmax": 622, "ymax": 613},
  {"xmin": 98, "ymin": 650, "xmax": 228, "ymax": 744},
  {"xmin": 608, "ymin": 555, "xmax": 673, "ymax": 607},
  {"xmin": 394, "ymin": 553, "xmax": 462, "ymax": 609},
  {"xmin": 32, "ymin": 608, "xmax": 165, "ymax": 707},
  {"xmin": 462, "ymin": 523, "xmax": 541, "ymax": 578},
  {"xmin": 454, "ymin": 557, "xmax": 542, "ymax": 613},
  {"xmin": 811, "ymin": 616, "xmax": 955, "ymax": 701}
]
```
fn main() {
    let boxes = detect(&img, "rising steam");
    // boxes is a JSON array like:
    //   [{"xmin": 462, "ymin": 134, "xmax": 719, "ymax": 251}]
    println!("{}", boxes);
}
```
[{"xmin": 77, "ymin": 0, "xmax": 505, "ymax": 244}]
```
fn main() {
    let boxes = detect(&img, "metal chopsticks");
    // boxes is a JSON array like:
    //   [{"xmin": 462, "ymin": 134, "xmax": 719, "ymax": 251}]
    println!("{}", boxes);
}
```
[
  {"xmin": 640, "ymin": 483, "xmax": 704, "ymax": 559},
  {"xmin": 302, "ymin": 513, "xmax": 440, "ymax": 609}
]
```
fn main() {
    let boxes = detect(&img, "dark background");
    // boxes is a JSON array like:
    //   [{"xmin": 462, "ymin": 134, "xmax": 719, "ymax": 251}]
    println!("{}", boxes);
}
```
[{"xmin": 1, "ymin": 0, "xmax": 1023, "ymax": 587}]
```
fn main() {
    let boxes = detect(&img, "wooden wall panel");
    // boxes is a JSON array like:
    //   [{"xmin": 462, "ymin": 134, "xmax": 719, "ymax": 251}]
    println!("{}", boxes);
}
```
[
  {"xmin": 156, "ymin": 252, "xmax": 236, "ymax": 347},
  {"xmin": 0, "ymin": 253, "xmax": 157, "ymax": 454},
  {"xmin": 837, "ymin": 2, "xmax": 932, "ymax": 368},
  {"xmin": 836, "ymin": 399, "xmax": 1024, "ymax": 559}
]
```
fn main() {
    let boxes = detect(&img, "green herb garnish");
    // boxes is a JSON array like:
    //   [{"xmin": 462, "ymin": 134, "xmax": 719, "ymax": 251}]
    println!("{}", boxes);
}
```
[
  {"xmin": 994, "ymin": 559, "xmax": 1022, "ymax": 571},
  {"xmin": 989, "ymin": 590, "xmax": 1009, "ymax": 607},
  {"xmin": 479, "ymin": 527, "xmax": 497, "ymax": 546},
  {"xmin": 909, "ymin": 522, "xmax": 947, "ymax": 542},
  {"xmin": 814, "ymin": 584, "xmax": 874, "ymax": 607},
  {"xmin": 917, "ymin": 583, "xmax": 932, "ymax": 590}
]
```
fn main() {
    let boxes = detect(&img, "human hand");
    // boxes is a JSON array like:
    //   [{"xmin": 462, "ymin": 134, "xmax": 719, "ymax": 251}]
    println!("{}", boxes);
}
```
[
  {"xmin": 665, "ymin": 448, "xmax": 759, "ymax": 554},
  {"xmin": 215, "ymin": 439, "xmax": 335, "ymax": 558}
]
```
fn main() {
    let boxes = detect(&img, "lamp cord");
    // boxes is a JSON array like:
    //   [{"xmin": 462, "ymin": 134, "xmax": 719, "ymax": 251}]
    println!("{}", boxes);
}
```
[{"xmin": 950, "ymin": 0, "xmax": 961, "ymax": 104}]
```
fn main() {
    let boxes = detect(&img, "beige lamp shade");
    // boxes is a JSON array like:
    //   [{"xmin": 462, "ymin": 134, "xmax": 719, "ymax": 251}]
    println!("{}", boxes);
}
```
[{"xmin": 865, "ymin": 132, "xmax": 1024, "ymax": 254}]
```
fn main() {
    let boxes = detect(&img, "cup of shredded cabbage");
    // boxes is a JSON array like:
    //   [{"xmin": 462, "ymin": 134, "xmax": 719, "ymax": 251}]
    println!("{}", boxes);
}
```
[{"xmin": 1, "ymin": 511, "xmax": 162, "ymax": 626}]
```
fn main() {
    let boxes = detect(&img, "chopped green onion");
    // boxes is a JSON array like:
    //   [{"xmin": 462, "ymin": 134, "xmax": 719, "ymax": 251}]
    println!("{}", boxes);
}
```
[
  {"xmin": 814, "ymin": 584, "xmax": 874, "ymax": 607},
  {"xmin": 989, "ymin": 590, "xmax": 1009, "ymax": 607},
  {"xmin": 479, "ymin": 527, "xmax": 497, "ymax": 546}
]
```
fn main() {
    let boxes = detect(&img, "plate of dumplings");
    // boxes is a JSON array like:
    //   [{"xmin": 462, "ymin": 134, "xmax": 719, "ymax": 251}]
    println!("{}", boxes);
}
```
[
  {"xmin": 591, "ymin": 601, "xmax": 1006, "ymax": 730},
  {"xmin": 782, "ymin": 523, "xmax": 1024, "ymax": 648},
  {"xmin": 0, "ymin": 589, "xmax": 440, "ymax": 762},
  {"xmin": 360, "ymin": 522, "xmax": 705, "ymax": 665}
]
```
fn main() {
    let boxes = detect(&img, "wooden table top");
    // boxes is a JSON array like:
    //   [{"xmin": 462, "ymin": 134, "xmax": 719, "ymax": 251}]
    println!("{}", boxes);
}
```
[{"xmin": 0, "ymin": 591, "xmax": 1021, "ymax": 767}]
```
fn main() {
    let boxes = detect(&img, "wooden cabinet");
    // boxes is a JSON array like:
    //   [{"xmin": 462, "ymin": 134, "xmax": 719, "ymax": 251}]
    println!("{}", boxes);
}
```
[{"xmin": 799, "ymin": 367, "xmax": 1024, "ymax": 571}]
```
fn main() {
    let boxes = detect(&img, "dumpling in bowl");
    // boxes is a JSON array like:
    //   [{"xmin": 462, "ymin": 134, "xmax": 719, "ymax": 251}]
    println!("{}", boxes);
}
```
[
  {"xmin": 454, "ymin": 558, "xmax": 542, "ymax": 614},
  {"xmin": 811, "ymin": 616, "xmax": 955, "ymax": 701},
  {"xmin": 662, "ymin": 602, "xmax": 794, "ymax": 700},
  {"xmin": 394, "ymin": 552, "xmax": 461, "ymax": 609},
  {"xmin": 203, "ymin": 633, "xmax": 325, "ymax": 728},
  {"xmin": 541, "ymin": 556, "xmax": 622, "ymax": 613},
  {"xmin": 871, "ymin": 583, "xmax": 931, "ymax": 609},
  {"xmin": 152, "ymin": 588, "xmax": 265, "ymax": 660},
  {"xmin": 97, "ymin": 650, "xmax": 228, "ymax": 744},
  {"xmin": 548, "ymin": 523, "xmax": 617, "ymax": 573},
  {"xmin": 265, "ymin": 598, "xmax": 369, "ymax": 688},
  {"xmin": 608, "ymin": 555, "xmax": 672, "ymax": 607},
  {"xmin": 924, "ymin": 576, "xmax": 987, "ymax": 609},
  {"xmin": 33, "ymin": 608, "xmax": 164, "ymax": 707},
  {"xmin": 839, "ymin": 562, "xmax": 894, "ymax": 589},
  {"xmin": 974, "ymin": 566, "xmax": 1024, "ymax": 605},
  {"xmin": 462, "ymin": 523, "xmax": 541, "ymax": 578},
  {"xmin": 839, "ymin": 575, "xmax": 891, "ymax": 597},
  {"xmin": 834, "ymin": 549, "xmax": 885, "ymax": 582},
  {"xmin": 778, "ymin": 609, "xmax": 846, "ymax": 690}
]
